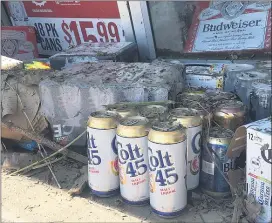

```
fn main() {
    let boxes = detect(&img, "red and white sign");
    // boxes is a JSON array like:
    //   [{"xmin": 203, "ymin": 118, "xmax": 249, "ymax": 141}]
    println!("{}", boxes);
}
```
[
  {"xmin": 5, "ymin": 1, "xmax": 124, "ymax": 55},
  {"xmin": 1, "ymin": 26, "xmax": 39, "ymax": 60},
  {"xmin": 185, "ymin": 1, "xmax": 271, "ymax": 53}
]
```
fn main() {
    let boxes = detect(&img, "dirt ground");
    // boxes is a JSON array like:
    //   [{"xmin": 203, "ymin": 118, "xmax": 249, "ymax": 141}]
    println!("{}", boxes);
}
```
[{"xmin": 1, "ymin": 158, "xmax": 236, "ymax": 223}]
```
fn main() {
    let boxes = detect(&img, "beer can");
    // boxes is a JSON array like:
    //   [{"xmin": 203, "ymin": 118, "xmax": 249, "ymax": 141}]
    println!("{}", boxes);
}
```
[
  {"xmin": 234, "ymin": 70, "xmax": 269, "ymax": 107},
  {"xmin": 255, "ymin": 60, "xmax": 272, "ymax": 71},
  {"xmin": 87, "ymin": 111, "xmax": 119, "ymax": 197},
  {"xmin": 249, "ymin": 79, "xmax": 272, "ymax": 121},
  {"xmin": 213, "ymin": 100, "xmax": 246, "ymax": 132},
  {"xmin": 200, "ymin": 127, "xmax": 234, "ymax": 197},
  {"xmin": 205, "ymin": 90, "xmax": 237, "ymax": 106},
  {"xmin": 148, "ymin": 122, "xmax": 187, "ymax": 218},
  {"xmin": 139, "ymin": 105, "xmax": 168, "ymax": 125},
  {"xmin": 223, "ymin": 64, "xmax": 255, "ymax": 92},
  {"xmin": 116, "ymin": 116, "xmax": 150, "ymax": 205},
  {"xmin": 169, "ymin": 108, "xmax": 202, "ymax": 190}
]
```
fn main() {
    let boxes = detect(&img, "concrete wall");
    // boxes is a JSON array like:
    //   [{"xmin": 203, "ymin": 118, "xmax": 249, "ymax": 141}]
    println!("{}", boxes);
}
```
[{"xmin": 148, "ymin": 1, "xmax": 196, "ymax": 56}]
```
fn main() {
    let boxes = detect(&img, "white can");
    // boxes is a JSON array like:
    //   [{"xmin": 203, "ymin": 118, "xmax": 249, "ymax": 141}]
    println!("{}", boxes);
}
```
[
  {"xmin": 148, "ymin": 122, "xmax": 187, "ymax": 218},
  {"xmin": 116, "ymin": 116, "xmax": 149, "ymax": 205},
  {"xmin": 87, "ymin": 111, "xmax": 119, "ymax": 197},
  {"xmin": 169, "ymin": 108, "xmax": 203, "ymax": 190},
  {"xmin": 186, "ymin": 125, "xmax": 202, "ymax": 190}
]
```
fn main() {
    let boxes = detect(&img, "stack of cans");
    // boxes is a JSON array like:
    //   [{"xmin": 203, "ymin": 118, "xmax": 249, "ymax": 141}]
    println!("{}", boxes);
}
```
[
  {"xmin": 234, "ymin": 70, "xmax": 269, "ymax": 107},
  {"xmin": 87, "ymin": 107, "xmax": 188, "ymax": 218}
]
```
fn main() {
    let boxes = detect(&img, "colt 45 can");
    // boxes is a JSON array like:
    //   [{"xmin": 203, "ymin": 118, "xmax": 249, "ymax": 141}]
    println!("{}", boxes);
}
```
[
  {"xmin": 170, "ymin": 108, "xmax": 202, "ymax": 190},
  {"xmin": 87, "ymin": 111, "xmax": 119, "ymax": 197},
  {"xmin": 148, "ymin": 122, "xmax": 187, "ymax": 218},
  {"xmin": 213, "ymin": 100, "xmax": 246, "ymax": 132},
  {"xmin": 200, "ymin": 127, "xmax": 234, "ymax": 197},
  {"xmin": 117, "ymin": 116, "xmax": 150, "ymax": 205}
]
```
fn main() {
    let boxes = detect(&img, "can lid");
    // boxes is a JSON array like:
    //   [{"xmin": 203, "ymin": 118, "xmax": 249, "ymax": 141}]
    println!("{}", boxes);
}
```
[
  {"xmin": 152, "ymin": 122, "xmax": 182, "ymax": 132},
  {"xmin": 209, "ymin": 127, "xmax": 234, "ymax": 139},
  {"xmin": 139, "ymin": 105, "xmax": 167, "ymax": 118},
  {"xmin": 170, "ymin": 108, "xmax": 202, "ymax": 117},
  {"xmin": 225, "ymin": 64, "xmax": 254, "ymax": 72},
  {"xmin": 206, "ymin": 90, "xmax": 236, "ymax": 101},
  {"xmin": 217, "ymin": 100, "xmax": 244, "ymax": 110},
  {"xmin": 120, "ymin": 116, "xmax": 149, "ymax": 126},
  {"xmin": 237, "ymin": 71, "xmax": 268, "ymax": 81},
  {"xmin": 90, "ymin": 111, "xmax": 117, "ymax": 118}
]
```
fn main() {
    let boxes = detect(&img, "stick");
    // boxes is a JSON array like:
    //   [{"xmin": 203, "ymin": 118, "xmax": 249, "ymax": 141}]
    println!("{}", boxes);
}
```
[
  {"xmin": 2, "ymin": 122, "xmax": 87, "ymax": 164},
  {"xmin": 5, "ymin": 81, "xmax": 62, "ymax": 188},
  {"xmin": 9, "ymin": 129, "xmax": 87, "ymax": 175}
]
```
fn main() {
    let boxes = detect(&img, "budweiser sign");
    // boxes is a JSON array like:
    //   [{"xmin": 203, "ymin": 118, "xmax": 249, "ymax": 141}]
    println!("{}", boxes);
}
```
[{"xmin": 185, "ymin": 1, "xmax": 271, "ymax": 53}]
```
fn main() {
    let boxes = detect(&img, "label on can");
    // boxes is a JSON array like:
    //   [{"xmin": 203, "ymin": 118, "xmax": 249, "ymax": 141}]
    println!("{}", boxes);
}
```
[
  {"xmin": 117, "ymin": 136, "xmax": 149, "ymax": 204},
  {"xmin": 87, "ymin": 127, "xmax": 119, "ymax": 195},
  {"xmin": 200, "ymin": 143, "xmax": 235, "ymax": 194},
  {"xmin": 187, "ymin": 125, "xmax": 202, "ymax": 190},
  {"xmin": 247, "ymin": 174, "xmax": 272, "ymax": 223},
  {"xmin": 148, "ymin": 140, "xmax": 187, "ymax": 216},
  {"xmin": 202, "ymin": 160, "xmax": 214, "ymax": 175}
]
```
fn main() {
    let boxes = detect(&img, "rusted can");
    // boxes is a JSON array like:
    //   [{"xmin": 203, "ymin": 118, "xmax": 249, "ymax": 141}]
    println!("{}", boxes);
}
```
[
  {"xmin": 234, "ymin": 70, "xmax": 269, "ymax": 106},
  {"xmin": 87, "ymin": 111, "xmax": 119, "ymax": 197},
  {"xmin": 249, "ymin": 79, "xmax": 272, "ymax": 121},
  {"xmin": 139, "ymin": 105, "xmax": 168, "ymax": 125},
  {"xmin": 224, "ymin": 64, "xmax": 255, "ymax": 92},
  {"xmin": 213, "ymin": 100, "xmax": 246, "ymax": 132},
  {"xmin": 116, "ymin": 116, "xmax": 150, "ymax": 205},
  {"xmin": 200, "ymin": 127, "xmax": 234, "ymax": 198},
  {"xmin": 148, "ymin": 122, "xmax": 187, "ymax": 218},
  {"xmin": 108, "ymin": 106, "xmax": 138, "ymax": 118},
  {"xmin": 169, "ymin": 108, "xmax": 202, "ymax": 190}
]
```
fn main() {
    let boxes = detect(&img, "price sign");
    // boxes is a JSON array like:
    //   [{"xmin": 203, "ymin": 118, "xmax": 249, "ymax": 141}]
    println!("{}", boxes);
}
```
[
  {"xmin": 5, "ymin": 1, "xmax": 124, "ymax": 55},
  {"xmin": 61, "ymin": 20, "xmax": 120, "ymax": 45}
]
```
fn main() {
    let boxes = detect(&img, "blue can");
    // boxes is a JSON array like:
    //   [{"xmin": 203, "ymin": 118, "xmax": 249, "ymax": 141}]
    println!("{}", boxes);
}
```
[{"xmin": 200, "ymin": 127, "xmax": 234, "ymax": 197}]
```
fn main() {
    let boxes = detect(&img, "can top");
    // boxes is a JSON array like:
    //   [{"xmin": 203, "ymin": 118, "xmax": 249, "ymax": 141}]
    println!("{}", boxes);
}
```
[
  {"xmin": 109, "ymin": 106, "xmax": 137, "ymax": 118},
  {"xmin": 237, "ymin": 70, "xmax": 268, "ymax": 81},
  {"xmin": 252, "ymin": 79, "xmax": 272, "ymax": 91},
  {"xmin": 255, "ymin": 60, "xmax": 272, "ymax": 70},
  {"xmin": 149, "ymin": 122, "xmax": 186, "ymax": 144},
  {"xmin": 176, "ymin": 90, "xmax": 205, "ymax": 102},
  {"xmin": 206, "ymin": 90, "xmax": 236, "ymax": 101},
  {"xmin": 225, "ymin": 64, "xmax": 254, "ymax": 72},
  {"xmin": 88, "ymin": 111, "xmax": 119, "ymax": 129},
  {"xmin": 215, "ymin": 100, "xmax": 245, "ymax": 114},
  {"xmin": 90, "ymin": 111, "xmax": 117, "ymax": 118},
  {"xmin": 170, "ymin": 107, "xmax": 202, "ymax": 117},
  {"xmin": 209, "ymin": 126, "xmax": 234, "ymax": 139},
  {"xmin": 119, "ymin": 116, "xmax": 149, "ymax": 126},
  {"xmin": 117, "ymin": 116, "xmax": 149, "ymax": 137},
  {"xmin": 151, "ymin": 121, "xmax": 183, "ymax": 132},
  {"xmin": 139, "ymin": 105, "xmax": 167, "ymax": 119}
]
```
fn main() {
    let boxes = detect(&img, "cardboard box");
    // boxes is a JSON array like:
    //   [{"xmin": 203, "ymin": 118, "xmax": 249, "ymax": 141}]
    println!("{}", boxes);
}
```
[
  {"xmin": 227, "ymin": 117, "xmax": 271, "ymax": 222},
  {"xmin": 246, "ymin": 117, "xmax": 271, "ymax": 223}
]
